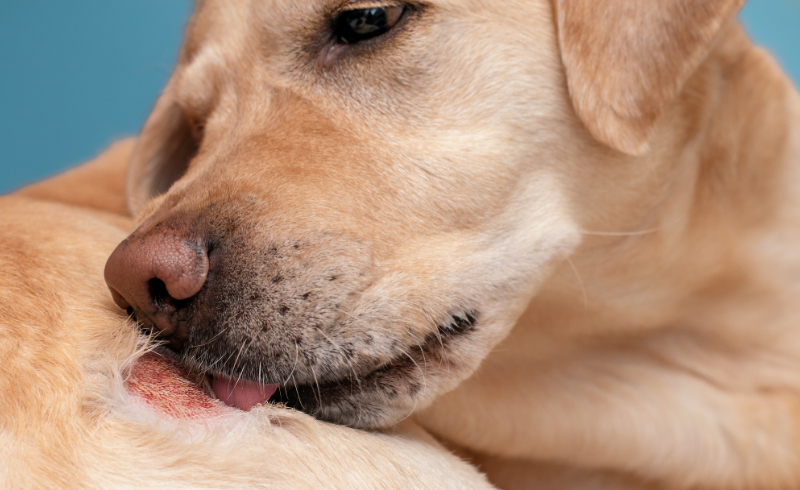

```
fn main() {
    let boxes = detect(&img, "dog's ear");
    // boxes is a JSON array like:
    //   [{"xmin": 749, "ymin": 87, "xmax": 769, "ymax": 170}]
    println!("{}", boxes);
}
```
[
  {"xmin": 555, "ymin": 0, "xmax": 745, "ymax": 156},
  {"xmin": 126, "ymin": 90, "xmax": 198, "ymax": 215}
]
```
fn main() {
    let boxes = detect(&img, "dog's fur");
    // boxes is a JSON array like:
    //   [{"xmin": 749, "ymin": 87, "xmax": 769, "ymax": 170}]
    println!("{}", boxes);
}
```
[
  {"xmin": 1, "ymin": 142, "xmax": 495, "ymax": 489},
  {"xmin": 11, "ymin": 0, "xmax": 800, "ymax": 488},
  {"xmin": 118, "ymin": 0, "xmax": 800, "ymax": 488}
]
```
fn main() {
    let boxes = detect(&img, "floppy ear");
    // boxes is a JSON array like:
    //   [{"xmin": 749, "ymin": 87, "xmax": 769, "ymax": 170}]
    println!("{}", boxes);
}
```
[
  {"xmin": 126, "ymin": 90, "xmax": 198, "ymax": 215},
  {"xmin": 555, "ymin": 0, "xmax": 745, "ymax": 155}
]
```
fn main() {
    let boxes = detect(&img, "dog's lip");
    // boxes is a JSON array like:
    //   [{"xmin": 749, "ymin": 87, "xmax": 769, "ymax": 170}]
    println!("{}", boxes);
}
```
[
  {"xmin": 204, "ymin": 311, "xmax": 479, "ymax": 418},
  {"xmin": 266, "ymin": 333, "xmax": 443, "ymax": 414},
  {"xmin": 148, "ymin": 310, "xmax": 480, "ymax": 421},
  {"xmin": 211, "ymin": 375, "xmax": 279, "ymax": 411}
]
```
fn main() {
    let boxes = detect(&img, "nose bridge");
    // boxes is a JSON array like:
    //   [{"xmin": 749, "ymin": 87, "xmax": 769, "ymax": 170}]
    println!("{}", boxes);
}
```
[
  {"xmin": 238, "ymin": 84, "xmax": 354, "ymax": 165},
  {"xmin": 192, "ymin": 95, "xmax": 359, "ymax": 196},
  {"xmin": 170, "ymin": 85, "xmax": 404, "ymax": 235}
]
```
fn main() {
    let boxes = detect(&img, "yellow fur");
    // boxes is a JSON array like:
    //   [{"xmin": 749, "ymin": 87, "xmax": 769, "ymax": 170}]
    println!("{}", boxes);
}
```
[{"xmin": 0, "ymin": 146, "xmax": 494, "ymax": 489}]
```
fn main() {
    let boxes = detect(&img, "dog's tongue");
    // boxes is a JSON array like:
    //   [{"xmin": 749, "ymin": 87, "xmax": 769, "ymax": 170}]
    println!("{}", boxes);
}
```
[{"xmin": 212, "ymin": 376, "xmax": 278, "ymax": 411}]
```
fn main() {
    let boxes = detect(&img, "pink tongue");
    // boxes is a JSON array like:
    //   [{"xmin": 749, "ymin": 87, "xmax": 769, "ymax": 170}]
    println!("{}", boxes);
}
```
[{"xmin": 211, "ymin": 376, "xmax": 279, "ymax": 411}]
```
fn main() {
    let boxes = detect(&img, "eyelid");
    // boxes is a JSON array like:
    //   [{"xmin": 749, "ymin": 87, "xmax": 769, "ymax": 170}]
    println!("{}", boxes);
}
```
[{"xmin": 335, "ymin": 1, "xmax": 405, "ymax": 14}]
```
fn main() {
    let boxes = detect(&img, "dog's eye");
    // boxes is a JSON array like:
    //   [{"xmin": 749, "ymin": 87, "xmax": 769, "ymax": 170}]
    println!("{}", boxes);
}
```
[{"xmin": 334, "ymin": 6, "xmax": 405, "ymax": 44}]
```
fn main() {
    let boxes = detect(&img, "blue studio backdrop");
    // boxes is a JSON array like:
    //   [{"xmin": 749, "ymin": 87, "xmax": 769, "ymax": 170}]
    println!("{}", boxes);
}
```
[{"xmin": 1, "ymin": 0, "xmax": 798, "ymax": 194}]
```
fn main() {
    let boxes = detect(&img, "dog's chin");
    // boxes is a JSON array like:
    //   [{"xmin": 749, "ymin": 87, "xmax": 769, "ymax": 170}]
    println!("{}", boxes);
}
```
[
  {"xmin": 153, "ymin": 311, "xmax": 479, "ymax": 429},
  {"xmin": 266, "ymin": 338, "xmax": 433, "ymax": 428}
]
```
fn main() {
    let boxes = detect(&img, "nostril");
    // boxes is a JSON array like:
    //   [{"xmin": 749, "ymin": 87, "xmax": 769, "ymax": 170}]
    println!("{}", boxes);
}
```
[
  {"xmin": 148, "ymin": 278, "xmax": 170, "ymax": 310},
  {"xmin": 154, "ymin": 239, "xmax": 209, "ymax": 301}
]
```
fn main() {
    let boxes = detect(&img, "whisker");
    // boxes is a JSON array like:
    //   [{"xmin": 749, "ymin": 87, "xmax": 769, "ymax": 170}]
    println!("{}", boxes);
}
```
[
  {"xmin": 231, "ymin": 336, "xmax": 255, "ymax": 389},
  {"xmin": 401, "ymin": 348, "xmax": 426, "ymax": 394},
  {"xmin": 579, "ymin": 228, "xmax": 660, "ymax": 236},
  {"xmin": 192, "ymin": 325, "xmax": 231, "ymax": 349},
  {"xmin": 289, "ymin": 372, "xmax": 304, "ymax": 410},
  {"xmin": 310, "ymin": 365, "xmax": 322, "ymax": 408},
  {"xmin": 284, "ymin": 341, "xmax": 300, "ymax": 386},
  {"xmin": 565, "ymin": 256, "xmax": 588, "ymax": 309},
  {"xmin": 313, "ymin": 326, "xmax": 363, "ymax": 394},
  {"xmin": 578, "ymin": 216, "xmax": 686, "ymax": 237}
]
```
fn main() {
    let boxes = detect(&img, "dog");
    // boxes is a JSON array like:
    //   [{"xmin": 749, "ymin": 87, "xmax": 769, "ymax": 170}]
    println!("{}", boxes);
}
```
[
  {"xmin": 1, "ymin": 142, "xmax": 495, "ymax": 489},
  {"xmin": 101, "ymin": 0, "xmax": 800, "ymax": 488}
]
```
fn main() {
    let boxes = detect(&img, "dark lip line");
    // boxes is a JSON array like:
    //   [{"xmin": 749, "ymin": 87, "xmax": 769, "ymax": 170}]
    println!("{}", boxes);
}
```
[
  {"xmin": 285, "ymin": 309, "xmax": 479, "ymax": 385},
  {"xmin": 264, "ymin": 310, "xmax": 479, "ymax": 411},
  {"xmin": 150, "ymin": 310, "xmax": 478, "ymax": 410}
]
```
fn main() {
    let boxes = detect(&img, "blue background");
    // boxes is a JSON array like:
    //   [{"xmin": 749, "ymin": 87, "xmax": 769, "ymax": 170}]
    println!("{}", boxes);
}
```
[{"xmin": 0, "ymin": 0, "xmax": 798, "ymax": 194}]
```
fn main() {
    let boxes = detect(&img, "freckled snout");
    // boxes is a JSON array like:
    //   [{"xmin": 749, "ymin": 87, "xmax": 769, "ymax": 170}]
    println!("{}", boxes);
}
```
[{"xmin": 104, "ymin": 227, "xmax": 209, "ymax": 347}]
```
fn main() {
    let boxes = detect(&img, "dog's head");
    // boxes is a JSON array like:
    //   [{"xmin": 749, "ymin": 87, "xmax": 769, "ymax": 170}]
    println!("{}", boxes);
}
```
[{"xmin": 105, "ymin": 0, "xmax": 744, "ymax": 427}]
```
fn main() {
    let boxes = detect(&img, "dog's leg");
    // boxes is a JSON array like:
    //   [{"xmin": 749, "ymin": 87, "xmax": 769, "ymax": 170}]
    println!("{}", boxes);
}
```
[{"xmin": 424, "ymin": 338, "xmax": 800, "ymax": 490}]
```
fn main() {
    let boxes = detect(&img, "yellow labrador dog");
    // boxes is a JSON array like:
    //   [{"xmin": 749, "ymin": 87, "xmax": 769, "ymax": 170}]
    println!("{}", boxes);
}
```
[
  {"xmin": 2, "ymin": 142, "xmax": 494, "ymax": 489},
  {"xmin": 101, "ymin": 0, "xmax": 800, "ymax": 488}
]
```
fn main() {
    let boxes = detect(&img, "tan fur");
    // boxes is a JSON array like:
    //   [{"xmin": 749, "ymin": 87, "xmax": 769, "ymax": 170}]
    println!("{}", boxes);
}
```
[
  {"xmin": 18, "ymin": 138, "xmax": 134, "ymax": 217},
  {"xmin": 557, "ymin": 0, "xmax": 747, "ymax": 155},
  {"xmin": 420, "ymin": 11, "xmax": 800, "ymax": 490},
  {"xmin": 0, "ymin": 146, "xmax": 494, "ymax": 489},
  {"xmin": 41, "ymin": 0, "xmax": 800, "ymax": 488}
]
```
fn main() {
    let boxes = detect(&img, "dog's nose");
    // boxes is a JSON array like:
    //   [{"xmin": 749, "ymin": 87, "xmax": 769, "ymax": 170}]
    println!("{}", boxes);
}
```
[{"xmin": 104, "ymin": 228, "xmax": 208, "ymax": 345}]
